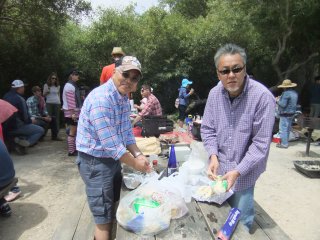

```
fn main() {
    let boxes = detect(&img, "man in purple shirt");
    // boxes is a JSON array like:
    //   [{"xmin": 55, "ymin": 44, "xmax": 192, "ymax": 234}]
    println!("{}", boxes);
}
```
[
  {"xmin": 76, "ymin": 56, "xmax": 151, "ymax": 240},
  {"xmin": 201, "ymin": 43, "xmax": 275, "ymax": 231}
]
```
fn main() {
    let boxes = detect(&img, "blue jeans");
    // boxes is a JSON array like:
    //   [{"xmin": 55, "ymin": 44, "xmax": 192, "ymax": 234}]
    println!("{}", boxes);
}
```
[
  {"xmin": 10, "ymin": 124, "xmax": 44, "ymax": 146},
  {"xmin": 227, "ymin": 186, "xmax": 255, "ymax": 231},
  {"xmin": 279, "ymin": 116, "xmax": 294, "ymax": 147}
]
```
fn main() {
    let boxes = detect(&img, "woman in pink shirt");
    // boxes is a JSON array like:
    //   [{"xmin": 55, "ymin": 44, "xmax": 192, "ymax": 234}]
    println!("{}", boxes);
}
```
[{"xmin": 62, "ymin": 69, "xmax": 81, "ymax": 156}]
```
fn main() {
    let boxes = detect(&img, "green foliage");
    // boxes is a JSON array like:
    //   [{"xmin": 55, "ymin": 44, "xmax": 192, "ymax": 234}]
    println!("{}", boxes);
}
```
[
  {"xmin": 0, "ymin": 0, "xmax": 319, "ymax": 113},
  {"xmin": 0, "ymin": 0, "xmax": 91, "ymax": 96}
]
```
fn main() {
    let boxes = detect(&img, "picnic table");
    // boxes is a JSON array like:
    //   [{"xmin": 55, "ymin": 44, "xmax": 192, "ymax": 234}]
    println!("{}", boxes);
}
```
[
  {"xmin": 116, "ymin": 155, "xmax": 290, "ymax": 240},
  {"xmin": 116, "ymin": 188, "xmax": 290, "ymax": 240}
]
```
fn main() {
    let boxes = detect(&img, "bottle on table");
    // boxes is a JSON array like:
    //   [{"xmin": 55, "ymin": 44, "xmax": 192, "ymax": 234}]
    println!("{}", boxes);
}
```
[{"xmin": 167, "ymin": 144, "xmax": 178, "ymax": 176}]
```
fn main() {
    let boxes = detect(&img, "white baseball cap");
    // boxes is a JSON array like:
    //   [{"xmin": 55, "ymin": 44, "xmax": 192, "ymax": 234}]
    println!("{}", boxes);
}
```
[{"xmin": 11, "ymin": 80, "xmax": 25, "ymax": 88}]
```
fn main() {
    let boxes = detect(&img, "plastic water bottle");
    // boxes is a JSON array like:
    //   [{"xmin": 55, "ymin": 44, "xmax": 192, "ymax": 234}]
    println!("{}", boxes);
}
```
[{"xmin": 167, "ymin": 145, "xmax": 178, "ymax": 176}]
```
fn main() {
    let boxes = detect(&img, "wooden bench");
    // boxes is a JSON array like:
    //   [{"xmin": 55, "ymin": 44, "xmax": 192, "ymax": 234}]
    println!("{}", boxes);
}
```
[
  {"xmin": 52, "ymin": 181, "xmax": 95, "ymax": 240},
  {"xmin": 297, "ymin": 116, "xmax": 320, "ymax": 155},
  {"xmin": 0, "ymin": 177, "xmax": 18, "ymax": 200}
]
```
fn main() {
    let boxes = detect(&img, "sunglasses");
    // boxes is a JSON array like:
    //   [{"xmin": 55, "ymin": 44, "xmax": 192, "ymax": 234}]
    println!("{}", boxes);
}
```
[
  {"xmin": 51, "ymin": 77, "xmax": 57, "ymax": 80},
  {"xmin": 122, "ymin": 71, "xmax": 141, "ymax": 83},
  {"xmin": 218, "ymin": 65, "xmax": 245, "ymax": 75}
]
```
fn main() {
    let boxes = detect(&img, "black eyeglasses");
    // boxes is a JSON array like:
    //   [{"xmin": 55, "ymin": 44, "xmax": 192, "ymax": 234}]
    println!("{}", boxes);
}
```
[
  {"xmin": 122, "ymin": 71, "xmax": 141, "ymax": 83},
  {"xmin": 51, "ymin": 77, "xmax": 57, "ymax": 80},
  {"xmin": 218, "ymin": 65, "xmax": 245, "ymax": 75}
]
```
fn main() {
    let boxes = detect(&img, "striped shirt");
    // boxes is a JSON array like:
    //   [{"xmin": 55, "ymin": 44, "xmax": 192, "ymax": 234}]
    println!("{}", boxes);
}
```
[
  {"xmin": 201, "ymin": 76, "xmax": 275, "ymax": 192},
  {"xmin": 76, "ymin": 79, "xmax": 135, "ymax": 159},
  {"xmin": 62, "ymin": 82, "xmax": 80, "ymax": 118},
  {"xmin": 139, "ymin": 94, "xmax": 162, "ymax": 117}
]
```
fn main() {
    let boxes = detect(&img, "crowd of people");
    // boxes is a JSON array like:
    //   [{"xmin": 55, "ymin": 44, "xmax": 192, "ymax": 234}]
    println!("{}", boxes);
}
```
[{"xmin": 1, "ymin": 44, "xmax": 319, "ymax": 240}]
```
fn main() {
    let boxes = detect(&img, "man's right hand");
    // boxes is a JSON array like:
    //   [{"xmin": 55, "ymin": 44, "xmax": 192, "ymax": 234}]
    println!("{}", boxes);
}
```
[
  {"xmin": 189, "ymin": 88, "xmax": 195, "ymax": 95},
  {"xmin": 134, "ymin": 155, "xmax": 151, "ymax": 173},
  {"xmin": 207, "ymin": 155, "xmax": 219, "ymax": 180}
]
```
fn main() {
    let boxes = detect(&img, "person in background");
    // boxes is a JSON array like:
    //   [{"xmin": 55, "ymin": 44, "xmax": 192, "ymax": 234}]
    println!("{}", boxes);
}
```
[
  {"xmin": 43, "ymin": 72, "xmax": 61, "ymax": 134},
  {"xmin": 0, "ymin": 100, "xmax": 21, "ymax": 203},
  {"xmin": 177, "ymin": 78, "xmax": 194, "ymax": 130},
  {"xmin": 201, "ymin": 43, "xmax": 275, "ymax": 231},
  {"xmin": 100, "ymin": 47, "xmax": 125, "ymax": 85},
  {"xmin": 27, "ymin": 86, "xmax": 62, "ymax": 141},
  {"xmin": 309, "ymin": 76, "xmax": 320, "ymax": 118},
  {"xmin": 276, "ymin": 79, "xmax": 298, "ymax": 148},
  {"xmin": 134, "ymin": 87, "xmax": 153, "ymax": 112},
  {"xmin": 76, "ymin": 56, "xmax": 151, "ymax": 240},
  {"xmin": 3, "ymin": 80, "xmax": 44, "ymax": 154},
  {"xmin": 62, "ymin": 69, "xmax": 82, "ymax": 156},
  {"xmin": 132, "ymin": 84, "xmax": 162, "ymax": 126},
  {"xmin": 0, "ymin": 139, "xmax": 16, "ymax": 217}
]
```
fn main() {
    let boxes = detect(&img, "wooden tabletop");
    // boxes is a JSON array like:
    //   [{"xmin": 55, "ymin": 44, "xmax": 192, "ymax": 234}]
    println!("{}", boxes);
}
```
[
  {"xmin": 116, "ymin": 155, "xmax": 290, "ymax": 240},
  {"xmin": 115, "ymin": 187, "xmax": 256, "ymax": 240}
]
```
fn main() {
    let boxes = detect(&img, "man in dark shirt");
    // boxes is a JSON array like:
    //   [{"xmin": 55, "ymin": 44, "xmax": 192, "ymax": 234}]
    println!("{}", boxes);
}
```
[{"xmin": 3, "ymin": 80, "xmax": 44, "ymax": 150}]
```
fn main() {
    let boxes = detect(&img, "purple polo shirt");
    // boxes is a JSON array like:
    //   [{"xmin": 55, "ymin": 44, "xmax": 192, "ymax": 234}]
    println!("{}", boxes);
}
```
[{"xmin": 201, "ymin": 76, "xmax": 276, "ymax": 192}]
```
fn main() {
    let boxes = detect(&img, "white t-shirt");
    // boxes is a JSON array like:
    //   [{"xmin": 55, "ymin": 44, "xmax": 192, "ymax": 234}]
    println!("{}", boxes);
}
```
[{"xmin": 43, "ymin": 84, "xmax": 61, "ymax": 104}]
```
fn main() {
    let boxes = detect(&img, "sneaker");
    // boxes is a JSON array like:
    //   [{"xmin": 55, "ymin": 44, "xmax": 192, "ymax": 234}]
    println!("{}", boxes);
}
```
[
  {"xmin": 0, "ymin": 203, "xmax": 12, "ymax": 217},
  {"xmin": 14, "ymin": 145, "xmax": 27, "ymax": 155},
  {"xmin": 68, "ymin": 151, "xmax": 78, "ymax": 156},
  {"xmin": 14, "ymin": 137, "xmax": 31, "ymax": 147},
  {"xmin": 276, "ymin": 143, "xmax": 288, "ymax": 149},
  {"xmin": 4, "ymin": 190, "xmax": 21, "ymax": 202}
]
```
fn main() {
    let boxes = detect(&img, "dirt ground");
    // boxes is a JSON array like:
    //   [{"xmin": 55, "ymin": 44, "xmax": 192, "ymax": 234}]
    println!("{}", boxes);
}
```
[{"xmin": 0, "ymin": 132, "xmax": 320, "ymax": 240}]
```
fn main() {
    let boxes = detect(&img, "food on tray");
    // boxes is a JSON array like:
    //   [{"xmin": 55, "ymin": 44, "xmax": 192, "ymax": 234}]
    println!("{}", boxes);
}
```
[
  {"xmin": 196, "ymin": 185, "xmax": 213, "ymax": 198},
  {"xmin": 196, "ymin": 177, "xmax": 228, "ymax": 199},
  {"xmin": 211, "ymin": 178, "xmax": 228, "ymax": 194}
]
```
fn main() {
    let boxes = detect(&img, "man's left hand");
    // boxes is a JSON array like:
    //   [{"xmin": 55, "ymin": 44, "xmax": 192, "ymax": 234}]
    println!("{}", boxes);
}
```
[{"xmin": 221, "ymin": 170, "xmax": 240, "ymax": 191}]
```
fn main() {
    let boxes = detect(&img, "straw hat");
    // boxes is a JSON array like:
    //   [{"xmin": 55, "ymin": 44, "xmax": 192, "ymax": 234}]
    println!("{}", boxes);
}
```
[
  {"xmin": 277, "ymin": 79, "xmax": 297, "ymax": 88},
  {"xmin": 111, "ymin": 47, "xmax": 125, "ymax": 56}
]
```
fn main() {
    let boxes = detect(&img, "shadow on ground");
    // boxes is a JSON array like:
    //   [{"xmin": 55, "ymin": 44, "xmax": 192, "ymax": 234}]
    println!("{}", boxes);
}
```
[{"xmin": 0, "ymin": 203, "xmax": 48, "ymax": 240}]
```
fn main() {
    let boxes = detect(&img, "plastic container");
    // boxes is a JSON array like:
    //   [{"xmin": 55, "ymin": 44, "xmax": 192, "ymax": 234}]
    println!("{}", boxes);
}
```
[
  {"xmin": 169, "ymin": 145, "xmax": 191, "ymax": 164},
  {"xmin": 272, "ymin": 137, "xmax": 281, "ymax": 144},
  {"xmin": 182, "ymin": 160, "xmax": 205, "ymax": 175}
]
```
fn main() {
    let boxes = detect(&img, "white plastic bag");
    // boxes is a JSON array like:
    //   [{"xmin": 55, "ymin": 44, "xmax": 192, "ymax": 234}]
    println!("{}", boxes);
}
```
[
  {"xmin": 117, "ymin": 184, "xmax": 171, "ymax": 235},
  {"xmin": 116, "ymin": 176, "xmax": 189, "ymax": 236},
  {"xmin": 190, "ymin": 176, "xmax": 233, "ymax": 205}
]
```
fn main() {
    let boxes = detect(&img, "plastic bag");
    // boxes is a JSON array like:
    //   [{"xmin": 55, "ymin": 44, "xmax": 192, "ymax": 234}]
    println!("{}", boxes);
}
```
[
  {"xmin": 116, "ymin": 176, "xmax": 189, "ymax": 236},
  {"xmin": 191, "ymin": 176, "xmax": 233, "ymax": 205},
  {"xmin": 117, "ymin": 184, "xmax": 171, "ymax": 235}
]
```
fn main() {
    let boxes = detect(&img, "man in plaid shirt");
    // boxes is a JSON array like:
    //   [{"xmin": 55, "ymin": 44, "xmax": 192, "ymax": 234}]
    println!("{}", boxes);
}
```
[
  {"xmin": 26, "ymin": 86, "xmax": 61, "ymax": 141},
  {"xmin": 132, "ymin": 84, "xmax": 162, "ymax": 126},
  {"xmin": 76, "ymin": 56, "xmax": 151, "ymax": 240},
  {"xmin": 201, "ymin": 44, "xmax": 275, "ymax": 231}
]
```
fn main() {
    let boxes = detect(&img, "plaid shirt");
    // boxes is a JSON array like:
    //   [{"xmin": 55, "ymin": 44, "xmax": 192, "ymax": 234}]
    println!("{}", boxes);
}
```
[
  {"xmin": 26, "ymin": 95, "xmax": 48, "ymax": 118},
  {"xmin": 139, "ymin": 94, "xmax": 162, "ymax": 117},
  {"xmin": 76, "ymin": 79, "xmax": 135, "ymax": 159},
  {"xmin": 201, "ymin": 76, "xmax": 275, "ymax": 192}
]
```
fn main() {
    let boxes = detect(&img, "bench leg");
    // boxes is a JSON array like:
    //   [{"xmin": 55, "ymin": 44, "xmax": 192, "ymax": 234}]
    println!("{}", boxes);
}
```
[{"xmin": 306, "ymin": 128, "xmax": 313, "ymax": 156}]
